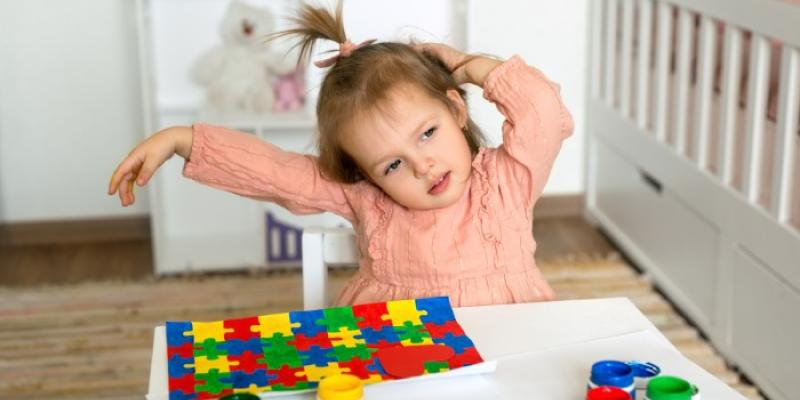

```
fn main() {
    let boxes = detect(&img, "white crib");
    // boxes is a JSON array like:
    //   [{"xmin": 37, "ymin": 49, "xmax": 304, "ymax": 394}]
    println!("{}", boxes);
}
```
[{"xmin": 585, "ymin": 1, "xmax": 800, "ymax": 399}]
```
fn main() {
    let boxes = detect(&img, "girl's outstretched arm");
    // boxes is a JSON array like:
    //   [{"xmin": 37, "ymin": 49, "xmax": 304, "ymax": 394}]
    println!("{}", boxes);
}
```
[
  {"xmin": 182, "ymin": 124, "xmax": 359, "ymax": 222},
  {"xmin": 108, "ymin": 126, "xmax": 193, "ymax": 207}
]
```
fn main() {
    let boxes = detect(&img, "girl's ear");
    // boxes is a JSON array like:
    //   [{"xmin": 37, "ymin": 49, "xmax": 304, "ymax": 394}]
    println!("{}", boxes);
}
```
[{"xmin": 445, "ymin": 89, "xmax": 467, "ymax": 127}]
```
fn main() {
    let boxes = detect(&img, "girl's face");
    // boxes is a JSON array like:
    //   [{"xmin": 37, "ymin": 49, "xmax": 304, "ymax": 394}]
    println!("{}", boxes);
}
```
[{"xmin": 340, "ymin": 84, "xmax": 473, "ymax": 210}]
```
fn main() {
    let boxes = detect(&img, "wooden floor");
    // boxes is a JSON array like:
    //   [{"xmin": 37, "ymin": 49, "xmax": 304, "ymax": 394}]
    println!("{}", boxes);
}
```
[
  {"xmin": 0, "ymin": 216, "xmax": 616, "ymax": 286},
  {"xmin": 0, "ymin": 216, "xmax": 765, "ymax": 399}
]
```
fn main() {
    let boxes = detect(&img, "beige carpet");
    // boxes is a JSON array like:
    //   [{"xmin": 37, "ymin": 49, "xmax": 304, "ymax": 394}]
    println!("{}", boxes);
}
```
[{"xmin": 0, "ymin": 256, "xmax": 764, "ymax": 399}]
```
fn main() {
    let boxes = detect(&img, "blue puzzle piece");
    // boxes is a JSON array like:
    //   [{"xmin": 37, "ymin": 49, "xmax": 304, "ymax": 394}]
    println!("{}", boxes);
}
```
[
  {"xmin": 230, "ymin": 370, "xmax": 277, "ymax": 389},
  {"xmin": 365, "ymin": 357, "xmax": 387, "ymax": 376},
  {"xmin": 359, "ymin": 326, "xmax": 399, "ymax": 345},
  {"xmin": 416, "ymin": 297, "xmax": 456, "ymax": 325},
  {"xmin": 223, "ymin": 338, "xmax": 263, "ymax": 356},
  {"xmin": 290, "ymin": 309, "xmax": 326, "ymax": 336},
  {"xmin": 169, "ymin": 390, "xmax": 198, "ymax": 400},
  {"xmin": 166, "ymin": 321, "xmax": 194, "ymax": 346},
  {"xmin": 168, "ymin": 354, "xmax": 195, "ymax": 377},
  {"xmin": 298, "ymin": 345, "xmax": 337, "ymax": 367},
  {"xmin": 433, "ymin": 333, "xmax": 475, "ymax": 355}
]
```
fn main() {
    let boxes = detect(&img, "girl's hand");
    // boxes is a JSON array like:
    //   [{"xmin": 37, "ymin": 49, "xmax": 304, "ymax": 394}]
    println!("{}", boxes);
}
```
[
  {"xmin": 415, "ymin": 42, "xmax": 502, "ymax": 87},
  {"xmin": 108, "ymin": 126, "xmax": 193, "ymax": 207},
  {"xmin": 415, "ymin": 42, "xmax": 471, "ymax": 85}
]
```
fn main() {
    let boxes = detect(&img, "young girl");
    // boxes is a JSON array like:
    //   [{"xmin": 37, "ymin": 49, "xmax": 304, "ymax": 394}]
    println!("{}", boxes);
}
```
[{"xmin": 108, "ymin": 3, "xmax": 573, "ymax": 307}]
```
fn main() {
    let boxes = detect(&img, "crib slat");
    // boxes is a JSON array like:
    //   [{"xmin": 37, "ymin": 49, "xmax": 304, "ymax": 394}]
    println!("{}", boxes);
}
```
[
  {"xmin": 718, "ymin": 26, "xmax": 743, "ymax": 186},
  {"xmin": 673, "ymin": 8, "xmax": 693, "ymax": 155},
  {"xmin": 693, "ymin": 16, "xmax": 717, "ymax": 169},
  {"xmin": 620, "ymin": 0, "xmax": 635, "ymax": 117},
  {"xmin": 654, "ymin": 1, "xmax": 673, "ymax": 141},
  {"xmin": 605, "ymin": 0, "xmax": 619, "ymax": 107},
  {"xmin": 590, "ymin": 0, "xmax": 605, "ymax": 99},
  {"xmin": 636, "ymin": 0, "xmax": 654, "ymax": 130},
  {"xmin": 743, "ymin": 34, "xmax": 771, "ymax": 204},
  {"xmin": 771, "ymin": 46, "xmax": 800, "ymax": 223}
]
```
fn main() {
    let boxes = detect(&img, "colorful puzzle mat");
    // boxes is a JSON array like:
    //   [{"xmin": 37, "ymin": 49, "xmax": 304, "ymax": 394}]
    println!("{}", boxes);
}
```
[{"xmin": 166, "ymin": 296, "xmax": 485, "ymax": 399}]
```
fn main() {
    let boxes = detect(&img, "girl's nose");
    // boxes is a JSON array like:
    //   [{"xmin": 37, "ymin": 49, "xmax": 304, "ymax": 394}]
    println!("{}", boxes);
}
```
[{"xmin": 413, "ymin": 157, "xmax": 435, "ymax": 179}]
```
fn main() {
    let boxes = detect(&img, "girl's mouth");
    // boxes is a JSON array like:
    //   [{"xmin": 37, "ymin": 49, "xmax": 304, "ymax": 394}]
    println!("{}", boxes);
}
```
[{"xmin": 428, "ymin": 171, "xmax": 451, "ymax": 195}]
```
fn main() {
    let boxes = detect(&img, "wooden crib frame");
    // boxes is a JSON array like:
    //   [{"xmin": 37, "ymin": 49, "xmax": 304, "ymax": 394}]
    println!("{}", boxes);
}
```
[{"xmin": 585, "ymin": 1, "xmax": 800, "ymax": 399}]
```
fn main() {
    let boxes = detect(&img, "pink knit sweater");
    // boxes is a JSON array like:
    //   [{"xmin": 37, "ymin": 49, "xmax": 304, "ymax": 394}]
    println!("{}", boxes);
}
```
[{"xmin": 183, "ymin": 55, "xmax": 574, "ymax": 307}]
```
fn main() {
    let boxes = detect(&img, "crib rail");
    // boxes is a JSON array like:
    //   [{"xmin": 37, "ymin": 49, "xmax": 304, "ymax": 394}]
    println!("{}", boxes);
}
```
[
  {"xmin": 590, "ymin": 0, "xmax": 800, "ymax": 231},
  {"xmin": 773, "ymin": 45, "xmax": 800, "ymax": 222}
]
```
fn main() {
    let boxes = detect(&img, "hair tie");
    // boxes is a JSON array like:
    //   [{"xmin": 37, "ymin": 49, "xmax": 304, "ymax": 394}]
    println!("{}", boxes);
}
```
[{"xmin": 314, "ymin": 38, "xmax": 377, "ymax": 68}]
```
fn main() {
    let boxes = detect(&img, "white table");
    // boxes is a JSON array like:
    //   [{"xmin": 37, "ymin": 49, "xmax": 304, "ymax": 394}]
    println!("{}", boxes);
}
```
[{"xmin": 147, "ymin": 297, "xmax": 746, "ymax": 399}]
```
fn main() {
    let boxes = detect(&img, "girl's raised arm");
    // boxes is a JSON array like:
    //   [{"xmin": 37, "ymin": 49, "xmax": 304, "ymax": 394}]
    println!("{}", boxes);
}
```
[{"xmin": 483, "ymin": 55, "xmax": 574, "ymax": 209}]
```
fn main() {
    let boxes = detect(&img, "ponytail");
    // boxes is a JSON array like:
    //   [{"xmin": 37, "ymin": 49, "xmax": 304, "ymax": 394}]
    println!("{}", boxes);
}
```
[{"xmin": 266, "ymin": 1, "xmax": 347, "ymax": 66}]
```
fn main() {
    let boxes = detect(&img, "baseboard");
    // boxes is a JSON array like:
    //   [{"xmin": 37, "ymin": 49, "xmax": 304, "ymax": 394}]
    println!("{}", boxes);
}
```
[
  {"xmin": 0, "ymin": 216, "xmax": 151, "ymax": 246},
  {"xmin": 533, "ymin": 194, "xmax": 585, "ymax": 219}
]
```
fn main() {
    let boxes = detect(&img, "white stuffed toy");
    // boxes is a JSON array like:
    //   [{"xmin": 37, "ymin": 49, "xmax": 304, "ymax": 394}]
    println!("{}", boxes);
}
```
[{"xmin": 192, "ymin": 1, "xmax": 296, "ymax": 114}]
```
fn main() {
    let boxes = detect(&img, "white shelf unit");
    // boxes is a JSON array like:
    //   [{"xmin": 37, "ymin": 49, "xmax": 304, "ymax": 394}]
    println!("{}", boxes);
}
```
[{"xmin": 135, "ymin": 0, "xmax": 349, "ymax": 274}]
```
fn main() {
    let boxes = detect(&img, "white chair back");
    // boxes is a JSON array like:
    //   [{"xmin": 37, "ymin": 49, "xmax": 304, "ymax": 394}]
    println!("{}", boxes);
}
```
[{"xmin": 301, "ymin": 227, "xmax": 358, "ymax": 309}]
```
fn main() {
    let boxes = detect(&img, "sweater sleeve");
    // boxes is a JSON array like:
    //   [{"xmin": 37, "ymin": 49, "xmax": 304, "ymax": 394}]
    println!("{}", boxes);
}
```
[
  {"xmin": 482, "ymin": 55, "xmax": 574, "ymax": 210},
  {"xmin": 182, "ymin": 123, "xmax": 358, "ymax": 223}
]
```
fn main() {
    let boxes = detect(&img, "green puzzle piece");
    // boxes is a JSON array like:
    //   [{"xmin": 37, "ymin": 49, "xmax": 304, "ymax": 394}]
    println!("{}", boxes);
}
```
[
  {"xmin": 424, "ymin": 361, "xmax": 450, "ymax": 373},
  {"xmin": 193, "ymin": 338, "xmax": 228, "ymax": 360},
  {"xmin": 195, "ymin": 368, "xmax": 232, "ymax": 394},
  {"xmin": 260, "ymin": 333, "xmax": 302, "ymax": 368},
  {"xmin": 332, "ymin": 344, "xmax": 376, "ymax": 362},
  {"xmin": 317, "ymin": 307, "xmax": 362, "ymax": 331},
  {"xmin": 262, "ymin": 332, "xmax": 293, "ymax": 350},
  {"xmin": 272, "ymin": 381, "xmax": 312, "ymax": 391},
  {"xmin": 395, "ymin": 321, "xmax": 431, "ymax": 344}
]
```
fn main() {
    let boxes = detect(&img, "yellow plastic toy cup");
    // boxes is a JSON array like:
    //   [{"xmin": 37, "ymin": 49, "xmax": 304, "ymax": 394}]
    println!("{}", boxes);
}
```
[{"xmin": 317, "ymin": 374, "xmax": 364, "ymax": 400}]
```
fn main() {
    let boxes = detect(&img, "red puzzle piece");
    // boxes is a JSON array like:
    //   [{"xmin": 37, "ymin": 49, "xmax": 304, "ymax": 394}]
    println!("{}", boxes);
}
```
[
  {"xmin": 366, "ymin": 339, "xmax": 397, "ymax": 350},
  {"xmin": 338, "ymin": 357, "xmax": 375, "ymax": 380},
  {"xmin": 375, "ymin": 344, "xmax": 455, "ymax": 378},
  {"xmin": 197, "ymin": 388, "xmax": 233, "ymax": 399},
  {"xmin": 447, "ymin": 346, "xmax": 483, "ymax": 369},
  {"xmin": 288, "ymin": 332, "xmax": 333, "ymax": 351},
  {"xmin": 352, "ymin": 302, "xmax": 392, "ymax": 330},
  {"xmin": 168, "ymin": 342, "xmax": 194, "ymax": 358},
  {"xmin": 223, "ymin": 316, "xmax": 261, "ymax": 341},
  {"xmin": 168, "ymin": 373, "xmax": 198, "ymax": 395},
  {"xmin": 228, "ymin": 350, "xmax": 267, "ymax": 374},
  {"xmin": 268, "ymin": 365, "xmax": 308, "ymax": 388},
  {"xmin": 425, "ymin": 320, "xmax": 465, "ymax": 339}
]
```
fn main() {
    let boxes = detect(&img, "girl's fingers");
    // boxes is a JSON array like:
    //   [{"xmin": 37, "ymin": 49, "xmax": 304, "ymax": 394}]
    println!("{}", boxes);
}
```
[
  {"xmin": 109, "ymin": 155, "xmax": 144, "ymax": 195},
  {"xmin": 452, "ymin": 66, "xmax": 468, "ymax": 86},
  {"xmin": 416, "ymin": 43, "xmax": 468, "ymax": 76},
  {"xmin": 118, "ymin": 171, "xmax": 140, "ymax": 206},
  {"xmin": 118, "ymin": 172, "xmax": 131, "ymax": 206},
  {"xmin": 109, "ymin": 161, "xmax": 131, "ymax": 195},
  {"xmin": 108, "ymin": 165, "xmax": 126, "ymax": 195},
  {"xmin": 137, "ymin": 158, "xmax": 159, "ymax": 187},
  {"xmin": 127, "ymin": 178, "xmax": 136, "ymax": 205}
]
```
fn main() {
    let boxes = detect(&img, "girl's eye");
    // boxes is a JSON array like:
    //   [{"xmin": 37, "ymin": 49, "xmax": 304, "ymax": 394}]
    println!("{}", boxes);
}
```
[
  {"xmin": 384, "ymin": 159, "xmax": 401, "ymax": 175},
  {"xmin": 421, "ymin": 127, "xmax": 436, "ymax": 140}
]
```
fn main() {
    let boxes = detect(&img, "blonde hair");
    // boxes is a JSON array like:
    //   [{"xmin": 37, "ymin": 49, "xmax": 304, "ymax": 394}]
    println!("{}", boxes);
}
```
[{"xmin": 271, "ymin": 1, "xmax": 485, "ymax": 183}]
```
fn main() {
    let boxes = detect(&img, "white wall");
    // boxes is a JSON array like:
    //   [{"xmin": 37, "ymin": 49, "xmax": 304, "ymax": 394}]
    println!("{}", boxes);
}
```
[
  {"xmin": 0, "ymin": 0, "xmax": 147, "ymax": 222},
  {"xmin": 0, "ymin": 0, "xmax": 586, "ymax": 223},
  {"xmin": 467, "ymin": 0, "xmax": 588, "ymax": 195}
]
